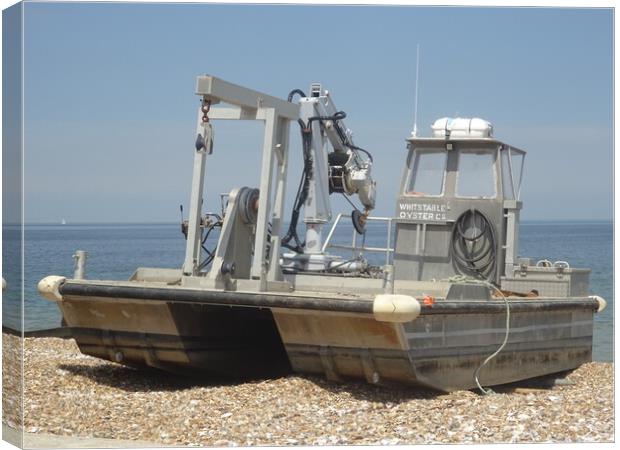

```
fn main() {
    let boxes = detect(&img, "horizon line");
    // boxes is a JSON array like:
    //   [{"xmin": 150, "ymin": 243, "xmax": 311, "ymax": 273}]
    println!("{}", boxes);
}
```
[{"xmin": 3, "ymin": 218, "xmax": 614, "ymax": 226}]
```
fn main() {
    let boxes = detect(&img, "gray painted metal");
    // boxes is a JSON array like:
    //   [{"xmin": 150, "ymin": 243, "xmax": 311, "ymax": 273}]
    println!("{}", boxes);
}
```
[
  {"xmin": 195, "ymin": 75, "xmax": 299, "ymax": 120},
  {"xmin": 181, "ymin": 75, "xmax": 295, "ymax": 283},
  {"xmin": 394, "ymin": 139, "xmax": 517, "ymax": 283},
  {"xmin": 206, "ymin": 187, "xmax": 258, "ymax": 282},
  {"xmin": 182, "ymin": 119, "xmax": 211, "ymax": 275},
  {"xmin": 502, "ymin": 265, "xmax": 591, "ymax": 297}
]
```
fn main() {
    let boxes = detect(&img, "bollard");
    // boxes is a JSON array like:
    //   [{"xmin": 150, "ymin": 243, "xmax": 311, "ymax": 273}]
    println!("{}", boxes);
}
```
[{"xmin": 73, "ymin": 250, "xmax": 88, "ymax": 280}]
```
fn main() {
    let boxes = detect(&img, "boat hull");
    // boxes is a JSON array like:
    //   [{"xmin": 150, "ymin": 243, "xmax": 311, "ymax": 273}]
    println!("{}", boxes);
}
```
[
  {"xmin": 58, "ymin": 299, "xmax": 291, "ymax": 378},
  {"xmin": 274, "ymin": 307, "xmax": 593, "ymax": 391},
  {"xmin": 53, "ymin": 280, "xmax": 598, "ymax": 391}
]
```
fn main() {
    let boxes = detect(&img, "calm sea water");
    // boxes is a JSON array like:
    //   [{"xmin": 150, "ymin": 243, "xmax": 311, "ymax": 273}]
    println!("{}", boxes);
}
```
[{"xmin": 2, "ymin": 221, "xmax": 613, "ymax": 361}]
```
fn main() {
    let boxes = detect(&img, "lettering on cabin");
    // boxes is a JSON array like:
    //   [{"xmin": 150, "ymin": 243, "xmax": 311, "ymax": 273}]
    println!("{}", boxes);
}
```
[{"xmin": 398, "ymin": 202, "xmax": 447, "ymax": 221}]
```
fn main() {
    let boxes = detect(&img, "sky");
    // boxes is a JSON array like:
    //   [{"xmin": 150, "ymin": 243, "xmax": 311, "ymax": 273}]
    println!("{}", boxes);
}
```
[{"xmin": 5, "ymin": 3, "xmax": 615, "ymax": 223}]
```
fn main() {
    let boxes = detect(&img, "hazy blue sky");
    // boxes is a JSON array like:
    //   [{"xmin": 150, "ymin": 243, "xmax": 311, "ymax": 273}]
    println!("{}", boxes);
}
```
[{"xmin": 14, "ymin": 3, "xmax": 613, "ymax": 223}]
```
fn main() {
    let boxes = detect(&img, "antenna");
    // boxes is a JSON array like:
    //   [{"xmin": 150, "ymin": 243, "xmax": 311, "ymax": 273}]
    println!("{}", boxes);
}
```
[{"xmin": 411, "ymin": 44, "xmax": 421, "ymax": 137}]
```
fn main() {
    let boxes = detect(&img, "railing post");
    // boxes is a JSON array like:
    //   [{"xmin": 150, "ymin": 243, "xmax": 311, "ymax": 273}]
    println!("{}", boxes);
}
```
[
  {"xmin": 73, "ymin": 250, "xmax": 88, "ymax": 280},
  {"xmin": 383, "ymin": 264, "xmax": 394, "ymax": 294},
  {"xmin": 386, "ymin": 218, "xmax": 393, "ymax": 265}
]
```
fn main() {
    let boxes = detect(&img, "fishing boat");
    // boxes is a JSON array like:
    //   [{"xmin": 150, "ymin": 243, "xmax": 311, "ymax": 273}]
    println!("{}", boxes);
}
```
[{"xmin": 38, "ymin": 75, "xmax": 606, "ymax": 392}]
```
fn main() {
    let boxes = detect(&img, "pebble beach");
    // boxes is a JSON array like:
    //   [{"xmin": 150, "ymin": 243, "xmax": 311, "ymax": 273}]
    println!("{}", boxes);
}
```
[{"xmin": 3, "ymin": 333, "xmax": 615, "ymax": 446}]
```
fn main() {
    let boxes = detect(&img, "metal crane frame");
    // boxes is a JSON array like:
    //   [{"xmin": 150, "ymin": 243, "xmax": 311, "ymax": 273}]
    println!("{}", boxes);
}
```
[{"xmin": 182, "ymin": 75, "xmax": 298, "ymax": 285}]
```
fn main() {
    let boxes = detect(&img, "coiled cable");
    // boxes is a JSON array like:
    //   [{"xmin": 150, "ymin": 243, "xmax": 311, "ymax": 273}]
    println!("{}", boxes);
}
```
[{"xmin": 450, "ymin": 209, "xmax": 497, "ymax": 281}]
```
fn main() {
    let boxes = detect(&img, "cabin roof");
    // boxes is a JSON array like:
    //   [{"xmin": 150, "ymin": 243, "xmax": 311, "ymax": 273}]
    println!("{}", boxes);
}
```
[{"xmin": 406, "ymin": 137, "xmax": 526, "ymax": 155}]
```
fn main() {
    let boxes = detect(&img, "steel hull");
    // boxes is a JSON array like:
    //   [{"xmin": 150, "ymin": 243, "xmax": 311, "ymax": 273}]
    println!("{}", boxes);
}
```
[
  {"xmin": 274, "ymin": 308, "xmax": 593, "ymax": 391},
  {"xmin": 59, "ymin": 300, "xmax": 290, "ymax": 378},
  {"xmin": 54, "ymin": 281, "xmax": 597, "ymax": 392}
]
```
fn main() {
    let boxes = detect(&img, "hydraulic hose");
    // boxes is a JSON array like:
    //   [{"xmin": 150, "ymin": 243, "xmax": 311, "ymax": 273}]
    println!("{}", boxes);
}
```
[{"xmin": 450, "ymin": 209, "xmax": 497, "ymax": 281}]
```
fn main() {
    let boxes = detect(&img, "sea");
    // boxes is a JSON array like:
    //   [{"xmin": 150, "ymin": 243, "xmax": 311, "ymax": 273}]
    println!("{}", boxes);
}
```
[{"xmin": 2, "ymin": 220, "xmax": 613, "ymax": 362}]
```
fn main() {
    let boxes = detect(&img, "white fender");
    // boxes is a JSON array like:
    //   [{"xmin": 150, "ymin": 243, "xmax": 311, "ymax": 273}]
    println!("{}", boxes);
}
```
[
  {"xmin": 589, "ymin": 295, "xmax": 607, "ymax": 313},
  {"xmin": 373, "ymin": 294, "xmax": 421, "ymax": 323},
  {"xmin": 37, "ymin": 276, "xmax": 66, "ymax": 302}
]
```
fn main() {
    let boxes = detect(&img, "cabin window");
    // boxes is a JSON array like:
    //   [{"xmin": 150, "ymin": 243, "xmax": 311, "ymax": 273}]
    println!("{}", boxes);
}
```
[
  {"xmin": 406, "ymin": 150, "xmax": 447, "ymax": 196},
  {"xmin": 500, "ymin": 147, "xmax": 525, "ymax": 200},
  {"xmin": 456, "ymin": 151, "xmax": 496, "ymax": 198},
  {"xmin": 501, "ymin": 150, "xmax": 514, "ymax": 199}
]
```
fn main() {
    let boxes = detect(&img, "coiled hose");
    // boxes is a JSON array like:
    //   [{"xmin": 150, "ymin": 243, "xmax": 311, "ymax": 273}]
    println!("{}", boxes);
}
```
[{"xmin": 450, "ymin": 209, "xmax": 497, "ymax": 281}]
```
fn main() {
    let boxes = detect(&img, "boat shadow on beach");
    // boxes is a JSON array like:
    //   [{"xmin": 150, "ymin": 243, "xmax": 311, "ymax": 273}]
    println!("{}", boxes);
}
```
[
  {"xmin": 55, "ymin": 360, "xmax": 442, "ymax": 401},
  {"xmin": 56, "ymin": 361, "xmax": 292, "ymax": 392},
  {"xmin": 56, "ymin": 358, "xmax": 567, "ymax": 404}
]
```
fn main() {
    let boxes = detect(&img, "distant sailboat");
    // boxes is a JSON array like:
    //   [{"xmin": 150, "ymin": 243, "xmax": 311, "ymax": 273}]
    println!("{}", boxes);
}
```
[{"xmin": 61, "ymin": 218, "xmax": 67, "ymax": 225}]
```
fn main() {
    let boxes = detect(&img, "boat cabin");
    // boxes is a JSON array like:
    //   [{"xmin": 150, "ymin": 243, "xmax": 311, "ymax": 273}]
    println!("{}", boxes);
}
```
[
  {"xmin": 394, "ymin": 117, "xmax": 524, "ymax": 284},
  {"xmin": 390, "ymin": 117, "xmax": 588, "ymax": 297}
]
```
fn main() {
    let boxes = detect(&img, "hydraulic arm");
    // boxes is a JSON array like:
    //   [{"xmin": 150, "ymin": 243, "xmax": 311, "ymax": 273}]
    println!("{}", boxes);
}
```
[{"xmin": 282, "ymin": 83, "xmax": 376, "ymax": 258}]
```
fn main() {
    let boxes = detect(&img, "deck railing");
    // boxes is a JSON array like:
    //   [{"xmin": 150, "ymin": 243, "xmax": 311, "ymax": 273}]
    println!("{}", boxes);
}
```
[{"xmin": 322, "ymin": 214, "xmax": 395, "ymax": 265}]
